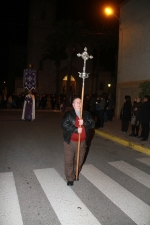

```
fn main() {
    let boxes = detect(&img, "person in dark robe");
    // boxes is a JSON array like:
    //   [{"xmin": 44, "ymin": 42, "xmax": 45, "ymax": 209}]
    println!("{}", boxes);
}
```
[
  {"xmin": 120, "ymin": 95, "xmax": 132, "ymax": 133},
  {"xmin": 22, "ymin": 91, "xmax": 35, "ymax": 121},
  {"xmin": 137, "ymin": 95, "xmax": 150, "ymax": 141}
]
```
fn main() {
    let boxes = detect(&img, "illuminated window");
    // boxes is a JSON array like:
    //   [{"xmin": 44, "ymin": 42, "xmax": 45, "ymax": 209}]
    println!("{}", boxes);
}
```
[{"xmin": 63, "ymin": 75, "xmax": 75, "ymax": 81}]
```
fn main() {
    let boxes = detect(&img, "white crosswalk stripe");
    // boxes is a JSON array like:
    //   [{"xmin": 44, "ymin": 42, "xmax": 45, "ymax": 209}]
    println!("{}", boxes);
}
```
[
  {"xmin": 137, "ymin": 157, "xmax": 150, "ymax": 166},
  {"xmin": 81, "ymin": 164, "xmax": 150, "ymax": 225},
  {"xmin": 0, "ymin": 157, "xmax": 150, "ymax": 225},
  {"xmin": 108, "ymin": 160, "xmax": 150, "ymax": 188},
  {"xmin": 0, "ymin": 172, "xmax": 23, "ymax": 225},
  {"xmin": 34, "ymin": 168, "xmax": 101, "ymax": 225}
]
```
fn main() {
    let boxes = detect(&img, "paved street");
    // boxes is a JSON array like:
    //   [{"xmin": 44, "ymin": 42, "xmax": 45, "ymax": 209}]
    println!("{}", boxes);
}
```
[{"xmin": 0, "ymin": 110, "xmax": 150, "ymax": 225}]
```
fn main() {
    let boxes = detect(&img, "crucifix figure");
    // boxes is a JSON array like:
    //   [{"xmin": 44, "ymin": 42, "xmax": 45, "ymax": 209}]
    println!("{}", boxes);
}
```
[{"xmin": 76, "ymin": 47, "xmax": 93, "ymax": 180}]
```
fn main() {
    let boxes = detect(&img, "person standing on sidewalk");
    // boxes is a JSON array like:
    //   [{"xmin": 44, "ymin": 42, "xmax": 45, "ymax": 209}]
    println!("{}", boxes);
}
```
[
  {"xmin": 89, "ymin": 94, "xmax": 97, "ymax": 120},
  {"xmin": 129, "ymin": 97, "xmax": 142, "ymax": 137},
  {"xmin": 96, "ymin": 95, "xmax": 106, "ymax": 129},
  {"xmin": 61, "ymin": 97, "xmax": 95, "ymax": 186},
  {"xmin": 137, "ymin": 95, "xmax": 150, "ymax": 141},
  {"xmin": 95, "ymin": 96, "xmax": 101, "ymax": 128},
  {"xmin": 106, "ymin": 94, "xmax": 114, "ymax": 121},
  {"xmin": 98, "ymin": 95, "xmax": 106, "ymax": 128},
  {"xmin": 120, "ymin": 95, "xmax": 132, "ymax": 133}
]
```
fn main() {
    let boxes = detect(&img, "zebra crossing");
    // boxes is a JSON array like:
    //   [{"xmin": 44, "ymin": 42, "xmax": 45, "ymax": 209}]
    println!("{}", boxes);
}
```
[
  {"xmin": 81, "ymin": 164, "xmax": 150, "ymax": 225},
  {"xmin": 0, "ymin": 172, "xmax": 23, "ymax": 225},
  {"xmin": 34, "ymin": 168, "xmax": 101, "ymax": 225},
  {"xmin": 0, "ymin": 157, "xmax": 150, "ymax": 225}
]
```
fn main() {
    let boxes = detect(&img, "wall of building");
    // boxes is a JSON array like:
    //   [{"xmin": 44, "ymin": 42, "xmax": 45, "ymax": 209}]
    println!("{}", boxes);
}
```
[
  {"xmin": 27, "ymin": 0, "xmax": 56, "ymax": 70},
  {"xmin": 116, "ymin": 0, "xmax": 150, "ymax": 116}
]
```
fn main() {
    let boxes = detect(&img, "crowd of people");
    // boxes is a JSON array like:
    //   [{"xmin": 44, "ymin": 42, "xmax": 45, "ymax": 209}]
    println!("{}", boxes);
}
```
[
  {"xmin": 1, "ymin": 90, "xmax": 150, "ymax": 141},
  {"xmin": 120, "ymin": 95, "xmax": 150, "ymax": 141},
  {"xmin": 83, "ymin": 93, "xmax": 115, "ymax": 128},
  {"xmin": 0, "ymin": 90, "xmax": 115, "ymax": 123},
  {"xmin": 0, "ymin": 92, "xmax": 67, "ymax": 112},
  {"xmin": 83, "ymin": 93, "xmax": 150, "ymax": 141},
  {"xmin": 84, "ymin": 93, "xmax": 150, "ymax": 141}
]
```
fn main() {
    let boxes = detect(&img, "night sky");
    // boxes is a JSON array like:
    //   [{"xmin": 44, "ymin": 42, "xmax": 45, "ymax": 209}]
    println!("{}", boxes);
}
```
[
  {"xmin": 56, "ymin": 0, "xmax": 122, "ymax": 24},
  {"xmin": 0, "ymin": 0, "xmax": 124, "ymax": 83},
  {"xmin": 1, "ymin": 0, "xmax": 30, "ymax": 82}
]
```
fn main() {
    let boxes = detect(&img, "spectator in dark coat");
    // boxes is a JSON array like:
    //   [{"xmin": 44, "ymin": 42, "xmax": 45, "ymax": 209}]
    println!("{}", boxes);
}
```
[
  {"xmin": 51, "ymin": 94, "xmax": 56, "ymax": 109},
  {"xmin": 21, "ymin": 93, "xmax": 25, "ymax": 108},
  {"xmin": 95, "ymin": 96, "xmax": 101, "ymax": 128},
  {"xmin": 121, "ymin": 95, "xmax": 132, "ymax": 133},
  {"xmin": 98, "ymin": 95, "xmax": 106, "ymax": 128},
  {"xmin": 106, "ymin": 94, "xmax": 114, "ymax": 121},
  {"xmin": 129, "ymin": 97, "xmax": 142, "ymax": 137},
  {"xmin": 41, "ymin": 94, "xmax": 47, "ymax": 109},
  {"xmin": 61, "ymin": 97, "xmax": 67, "ymax": 113},
  {"xmin": 83, "ymin": 96, "xmax": 90, "ymax": 111},
  {"xmin": 89, "ymin": 94, "xmax": 97, "ymax": 120},
  {"xmin": 137, "ymin": 95, "xmax": 150, "ymax": 141}
]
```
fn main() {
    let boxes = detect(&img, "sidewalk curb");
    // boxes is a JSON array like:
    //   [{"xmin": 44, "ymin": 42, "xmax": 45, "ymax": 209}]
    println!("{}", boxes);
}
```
[{"xmin": 95, "ymin": 129, "xmax": 150, "ymax": 156}]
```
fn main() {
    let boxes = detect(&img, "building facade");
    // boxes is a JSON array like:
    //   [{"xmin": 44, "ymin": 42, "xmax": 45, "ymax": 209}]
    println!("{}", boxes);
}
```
[
  {"xmin": 22, "ymin": 0, "xmax": 112, "ymax": 96},
  {"xmin": 116, "ymin": 0, "xmax": 150, "ymax": 116},
  {"xmin": 15, "ymin": 0, "xmax": 114, "ymax": 97}
]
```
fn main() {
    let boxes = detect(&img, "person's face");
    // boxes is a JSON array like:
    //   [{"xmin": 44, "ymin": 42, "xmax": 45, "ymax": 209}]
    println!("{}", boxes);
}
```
[
  {"xmin": 72, "ymin": 98, "xmax": 81, "ymax": 111},
  {"xmin": 136, "ymin": 97, "xmax": 140, "ymax": 103}
]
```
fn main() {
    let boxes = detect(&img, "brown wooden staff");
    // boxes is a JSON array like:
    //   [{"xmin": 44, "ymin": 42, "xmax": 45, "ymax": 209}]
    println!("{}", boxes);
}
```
[{"xmin": 75, "ymin": 47, "xmax": 93, "ymax": 180}]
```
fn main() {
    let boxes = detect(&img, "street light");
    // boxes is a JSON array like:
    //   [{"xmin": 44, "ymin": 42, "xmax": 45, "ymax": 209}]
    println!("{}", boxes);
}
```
[{"xmin": 104, "ymin": 7, "xmax": 120, "ymax": 21}]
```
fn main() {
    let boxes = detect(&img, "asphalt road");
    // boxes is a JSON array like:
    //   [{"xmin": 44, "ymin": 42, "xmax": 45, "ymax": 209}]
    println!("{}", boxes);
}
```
[{"xmin": 0, "ymin": 110, "xmax": 150, "ymax": 225}]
